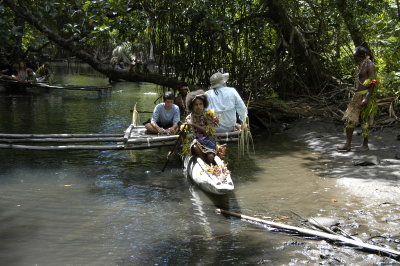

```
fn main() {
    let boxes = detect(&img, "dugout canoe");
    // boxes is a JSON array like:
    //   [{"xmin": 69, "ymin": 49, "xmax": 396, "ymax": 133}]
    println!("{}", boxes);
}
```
[{"xmin": 183, "ymin": 155, "xmax": 234, "ymax": 195}]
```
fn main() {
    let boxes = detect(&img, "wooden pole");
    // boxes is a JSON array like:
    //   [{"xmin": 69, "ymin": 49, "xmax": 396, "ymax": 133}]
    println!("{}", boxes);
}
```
[
  {"xmin": 0, "ymin": 142, "xmax": 181, "ymax": 150},
  {"xmin": 0, "ymin": 144, "xmax": 125, "ymax": 150},
  {"xmin": 216, "ymin": 209, "xmax": 400, "ymax": 260},
  {"xmin": 0, "ymin": 137, "xmax": 125, "ymax": 143},
  {"xmin": 0, "ymin": 133, "xmax": 123, "ymax": 139}
]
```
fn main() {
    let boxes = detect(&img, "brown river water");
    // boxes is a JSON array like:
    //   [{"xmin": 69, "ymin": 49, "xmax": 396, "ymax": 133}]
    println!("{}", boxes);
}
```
[{"xmin": 0, "ymin": 63, "xmax": 398, "ymax": 265}]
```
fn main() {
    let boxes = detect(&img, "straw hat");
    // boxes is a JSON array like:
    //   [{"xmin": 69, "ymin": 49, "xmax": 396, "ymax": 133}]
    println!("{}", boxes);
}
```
[{"xmin": 209, "ymin": 72, "xmax": 229, "ymax": 89}]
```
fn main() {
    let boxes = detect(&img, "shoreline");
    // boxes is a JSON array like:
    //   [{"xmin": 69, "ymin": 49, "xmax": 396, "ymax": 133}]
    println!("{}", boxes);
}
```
[{"xmin": 285, "ymin": 117, "xmax": 400, "ymax": 204}]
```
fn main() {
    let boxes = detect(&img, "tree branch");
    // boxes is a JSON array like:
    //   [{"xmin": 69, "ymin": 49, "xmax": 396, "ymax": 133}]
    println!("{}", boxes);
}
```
[{"xmin": 3, "ymin": 0, "xmax": 180, "ymax": 88}]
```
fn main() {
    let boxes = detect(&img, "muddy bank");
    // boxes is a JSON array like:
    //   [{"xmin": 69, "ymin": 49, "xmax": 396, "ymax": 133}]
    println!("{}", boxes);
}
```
[{"xmin": 282, "ymin": 117, "xmax": 400, "ymax": 261}]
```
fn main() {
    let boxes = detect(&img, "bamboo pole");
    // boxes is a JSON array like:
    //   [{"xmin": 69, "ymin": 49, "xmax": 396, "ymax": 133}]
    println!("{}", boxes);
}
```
[
  {"xmin": 216, "ymin": 209, "xmax": 400, "ymax": 260},
  {"xmin": 0, "ymin": 144, "xmax": 125, "ymax": 150},
  {"xmin": 0, "ymin": 133, "xmax": 123, "ymax": 139},
  {"xmin": 126, "ymin": 135, "xmax": 239, "ymax": 144},
  {"xmin": 123, "ymin": 124, "xmax": 134, "ymax": 141},
  {"xmin": 127, "ymin": 135, "xmax": 179, "ymax": 143},
  {"xmin": 0, "ymin": 142, "xmax": 184, "ymax": 150},
  {"xmin": 0, "ymin": 137, "xmax": 125, "ymax": 143}
]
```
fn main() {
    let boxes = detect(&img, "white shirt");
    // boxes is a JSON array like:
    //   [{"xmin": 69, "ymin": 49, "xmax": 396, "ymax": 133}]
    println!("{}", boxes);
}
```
[{"xmin": 206, "ymin": 86, "xmax": 247, "ymax": 133}]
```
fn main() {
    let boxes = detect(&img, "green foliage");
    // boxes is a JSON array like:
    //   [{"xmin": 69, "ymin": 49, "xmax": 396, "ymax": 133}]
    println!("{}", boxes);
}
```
[
  {"xmin": 379, "ymin": 71, "xmax": 400, "ymax": 97},
  {"xmin": 2, "ymin": 0, "xmax": 400, "ymax": 103}
]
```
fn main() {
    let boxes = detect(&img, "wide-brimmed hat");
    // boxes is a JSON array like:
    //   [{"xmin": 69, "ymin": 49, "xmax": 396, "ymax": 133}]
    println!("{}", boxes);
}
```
[{"xmin": 209, "ymin": 72, "xmax": 229, "ymax": 89}]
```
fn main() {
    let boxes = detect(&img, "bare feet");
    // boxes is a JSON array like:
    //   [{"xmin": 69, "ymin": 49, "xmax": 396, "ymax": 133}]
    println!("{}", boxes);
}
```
[{"xmin": 337, "ymin": 145, "xmax": 351, "ymax": 152}]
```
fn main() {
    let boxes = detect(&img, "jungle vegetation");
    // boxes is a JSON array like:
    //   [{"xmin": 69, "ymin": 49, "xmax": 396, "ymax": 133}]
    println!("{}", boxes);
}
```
[{"xmin": 1, "ymin": 0, "xmax": 399, "ymax": 108}]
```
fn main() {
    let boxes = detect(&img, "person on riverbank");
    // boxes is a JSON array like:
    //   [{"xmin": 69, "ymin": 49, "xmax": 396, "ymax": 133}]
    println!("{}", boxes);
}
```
[
  {"xmin": 338, "ymin": 46, "xmax": 378, "ymax": 152},
  {"xmin": 180, "ymin": 90, "xmax": 219, "ymax": 164},
  {"xmin": 174, "ymin": 81, "xmax": 189, "ymax": 120},
  {"xmin": 206, "ymin": 71, "xmax": 248, "ymax": 133},
  {"xmin": 145, "ymin": 91, "xmax": 180, "ymax": 135}
]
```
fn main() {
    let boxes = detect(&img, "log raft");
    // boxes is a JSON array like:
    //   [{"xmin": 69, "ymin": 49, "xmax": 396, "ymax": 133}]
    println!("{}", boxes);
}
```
[{"xmin": 0, "ymin": 125, "xmax": 240, "ymax": 150}]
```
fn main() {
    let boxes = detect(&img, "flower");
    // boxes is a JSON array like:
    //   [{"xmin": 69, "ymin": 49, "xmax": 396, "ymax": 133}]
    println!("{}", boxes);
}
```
[
  {"xmin": 206, "ymin": 164, "xmax": 230, "ymax": 177},
  {"xmin": 363, "ymin": 78, "xmax": 379, "ymax": 86},
  {"xmin": 206, "ymin": 109, "xmax": 215, "ymax": 117}
]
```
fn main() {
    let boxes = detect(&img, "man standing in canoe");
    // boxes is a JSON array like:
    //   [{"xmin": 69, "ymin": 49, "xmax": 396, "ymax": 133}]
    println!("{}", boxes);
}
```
[
  {"xmin": 206, "ymin": 71, "xmax": 248, "ymax": 133},
  {"xmin": 145, "ymin": 91, "xmax": 180, "ymax": 135},
  {"xmin": 338, "ymin": 46, "xmax": 378, "ymax": 152}
]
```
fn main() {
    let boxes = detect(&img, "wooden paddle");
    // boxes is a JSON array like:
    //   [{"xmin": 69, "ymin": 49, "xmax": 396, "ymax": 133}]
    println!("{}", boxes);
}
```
[{"xmin": 161, "ymin": 125, "xmax": 187, "ymax": 172}]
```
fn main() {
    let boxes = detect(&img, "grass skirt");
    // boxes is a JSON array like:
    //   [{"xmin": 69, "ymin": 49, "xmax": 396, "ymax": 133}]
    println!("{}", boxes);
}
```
[{"xmin": 342, "ymin": 94, "xmax": 363, "ymax": 126}]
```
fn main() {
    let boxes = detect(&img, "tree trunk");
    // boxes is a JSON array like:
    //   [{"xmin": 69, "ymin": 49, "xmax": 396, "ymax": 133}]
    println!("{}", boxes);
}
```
[
  {"xmin": 264, "ymin": 0, "xmax": 331, "ymax": 93},
  {"xmin": 335, "ymin": 0, "xmax": 372, "ymax": 53},
  {"xmin": 397, "ymin": 0, "xmax": 400, "ymax": 21},
  {"xmin": 3, "ymin": 0, "xmax": 181, "ymax": 89}
]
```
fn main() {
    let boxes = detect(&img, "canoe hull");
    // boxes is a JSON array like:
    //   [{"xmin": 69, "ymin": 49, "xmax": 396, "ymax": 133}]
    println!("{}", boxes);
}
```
[{"xmin": 183, "ymin": 155, "xmax": 234, "ymax": 195}]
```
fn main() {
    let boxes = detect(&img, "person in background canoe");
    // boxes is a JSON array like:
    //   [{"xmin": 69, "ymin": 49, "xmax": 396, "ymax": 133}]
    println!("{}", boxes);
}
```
[
  {"xmin": 145, "ymin": 91, "xmax": 180, "ymax": 135},
  {"xmin": 11, "ymin": 61, "xmax": 28, "ymax": 82},
  {"xmin": 26, "ymin": 68, "xmax": 37, "ymax": 82},
  {"xmin": 180, "ymin": 90, "xmax": 219, "ymax": 164},
  {"xmin": 338, "ymin": 46, "xmax": 378, "ymax": 152},
  {"xmin": 174, "ymin": 81, "xmax": 189, "ymax": 120},
  {"xmin": 0, "ymin": 56, "xmax": 16, "ymax": 80},
  {"xmin": 206, "ymin": 71, "xmax": 248, "ymax": 133}
]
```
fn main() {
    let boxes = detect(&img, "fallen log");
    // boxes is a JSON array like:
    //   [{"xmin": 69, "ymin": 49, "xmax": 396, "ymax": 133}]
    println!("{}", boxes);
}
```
[{"xmin": 216, "ymin": 209, "xmax": 400, "ymax": 260}]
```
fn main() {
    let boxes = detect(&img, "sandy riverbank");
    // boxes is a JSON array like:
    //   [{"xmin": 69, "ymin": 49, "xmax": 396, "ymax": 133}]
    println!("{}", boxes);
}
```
[
  {"xmin": 285, "ymin": 117, "xmax": 400, "ymax": 204},
  {"xmin": 283, "ymin": 117, "xmax": 400, "ymax": 261}
]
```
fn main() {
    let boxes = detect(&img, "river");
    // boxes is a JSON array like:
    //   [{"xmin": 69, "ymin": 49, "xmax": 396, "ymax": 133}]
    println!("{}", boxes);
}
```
[{"xmin": 0, "ymin": 63, "xmax": 395, "ymax": 265}]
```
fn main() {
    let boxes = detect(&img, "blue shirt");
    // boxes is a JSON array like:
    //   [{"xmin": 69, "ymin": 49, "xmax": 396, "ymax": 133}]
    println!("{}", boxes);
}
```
[
  {"xmin": 206, "ymin": 86, "xmax": 247, "ymax": 133},
  {"xmin": 151, "ymin": 103, "xmax": 180, "ymax": 126}
]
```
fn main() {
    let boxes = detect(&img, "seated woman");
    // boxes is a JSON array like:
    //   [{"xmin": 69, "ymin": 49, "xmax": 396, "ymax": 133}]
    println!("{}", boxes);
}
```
[{"xmin": 182, "ymin": 89, "xmax": 219, "ymax": 164}]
